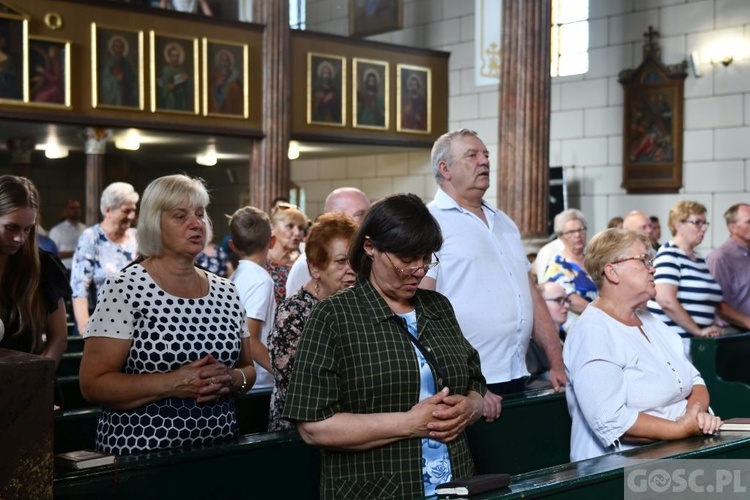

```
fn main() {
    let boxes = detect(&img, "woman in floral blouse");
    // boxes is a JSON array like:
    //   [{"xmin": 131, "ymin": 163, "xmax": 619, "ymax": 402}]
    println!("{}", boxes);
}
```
[{"xmin": 267, "ymin": 212, "xmax": 357, "ymax": 431}]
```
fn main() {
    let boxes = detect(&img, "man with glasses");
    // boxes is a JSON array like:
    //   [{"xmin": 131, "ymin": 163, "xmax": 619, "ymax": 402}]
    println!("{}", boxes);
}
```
[
  {"xmin": 707, "ymin": 203, "xmax": 750, "ymax": 324},
  {"xmin": 421, "ymin": 129, "xmax": 565, "ymax": 422}
]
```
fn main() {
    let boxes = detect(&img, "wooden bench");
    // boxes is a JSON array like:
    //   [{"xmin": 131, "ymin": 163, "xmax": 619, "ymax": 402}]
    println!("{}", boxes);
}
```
[
  {"xmin": 477, "ymin": 431, "xmax": 750, "ymax": 499},
  {"xmin": 54, "ymin": 389, "xmax": 273, "ymax": 454},
  {"xmin": 691, "ymin": 332, "xmax": 750, "ymax": 418},
  {"xmin": 54, "ymin": 430, "xmax": 321, "ymax": 499},
  {"xmin": 467, "ymin": 388, "xmax": 570, "ymax": 475}
]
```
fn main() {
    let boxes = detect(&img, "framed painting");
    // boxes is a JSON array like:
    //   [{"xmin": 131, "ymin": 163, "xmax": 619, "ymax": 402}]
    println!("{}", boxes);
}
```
[
  {"xmin": 349, "ymin": 0, "xmax": 403, "ymax": 38},
  {"xmin": 0, "ymin": 14, "xmax": 28, "ymax": 103},
  {"xmin": 397, "ymin": 64, "xmax": 431, "ymax": 134},
  {"xmin": 353, "ymin": 58, "xmax": 388, "ymax": 130},
  {"xmin": 150, "ymin": 31, "xmax": 199, "ymax": 114},
  {"xmin": 91, "ymin": 24, "xmax": 144, "ymax": 110},
  {"xmin": 619, "ymin": 53, "xmax": 687, "ymax": 193},
  {"xmin": 28, "ymin": 36, "xmax": 70, "ymax": 108},
  {"xmin": 202, "ymin": 38, "xmax": 248, "ymax": 118},
  {"xmin": 307, "ymin": 53, "xmax": 346, "ymax": 127}
]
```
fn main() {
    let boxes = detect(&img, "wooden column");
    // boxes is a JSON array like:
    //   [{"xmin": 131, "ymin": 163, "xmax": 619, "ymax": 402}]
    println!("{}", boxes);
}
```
[
  {"xmin": 82, "ymin": 128, "xmax": 109, "ymax": 226},
  {"xmin": 497, "ymin": 0, "xmax": 551, "ymax": 240},
  {"xmin": 250, "ymin": 0, "xmax": 290, "ymax": 211}
]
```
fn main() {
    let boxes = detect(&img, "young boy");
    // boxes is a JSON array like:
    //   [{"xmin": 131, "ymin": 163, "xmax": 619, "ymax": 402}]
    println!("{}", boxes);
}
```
[{"xmin": 228, "ymin": 206, "xmax": 276, "ymax": 390}]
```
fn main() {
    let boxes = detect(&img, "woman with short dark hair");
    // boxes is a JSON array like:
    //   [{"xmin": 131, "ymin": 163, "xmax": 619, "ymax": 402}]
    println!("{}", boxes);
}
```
[{"xmin": 283, "ymin": 193, "xmax": 486, "ymax": 499}]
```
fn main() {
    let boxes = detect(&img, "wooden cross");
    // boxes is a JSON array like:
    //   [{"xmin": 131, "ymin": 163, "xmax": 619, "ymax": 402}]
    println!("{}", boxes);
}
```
[{"xmin": 644, "ymin": 26, "xmax": 659, "ymax": 44}]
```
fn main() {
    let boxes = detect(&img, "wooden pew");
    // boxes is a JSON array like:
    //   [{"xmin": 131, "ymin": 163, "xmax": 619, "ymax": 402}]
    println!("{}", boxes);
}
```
[
  {"xmin": 54, "ymin": 430, "xmax": 321, "ymax": 499},
  {"xmin": 691, "ymin": 332, "xmax": 750, "ymax": 418},
  {"xmin": 467, "ymin": 388, "xmax": 570, "ymax": 475},
  {"xmin": 54, "ymin": 389, "xmax": 273, "ymax": 454},
  {"xmin": 477, "ymin": 431, "xmax": 750, "ymax": 499}
]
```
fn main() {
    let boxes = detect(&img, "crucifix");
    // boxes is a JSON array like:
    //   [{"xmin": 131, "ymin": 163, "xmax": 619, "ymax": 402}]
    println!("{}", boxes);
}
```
[{"xmin": 642, "ymin": 25, "xmax": 661, "ymax": 60}]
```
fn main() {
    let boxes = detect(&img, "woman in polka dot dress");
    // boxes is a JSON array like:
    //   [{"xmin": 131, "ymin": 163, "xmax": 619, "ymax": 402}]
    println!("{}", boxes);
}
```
[{"xmin": 79, "ymin": 175, "xmax": 255, "ymax": 455}]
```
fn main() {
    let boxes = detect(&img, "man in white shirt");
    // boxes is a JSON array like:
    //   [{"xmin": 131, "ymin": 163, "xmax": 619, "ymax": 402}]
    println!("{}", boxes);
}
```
[
  {"xmin": 285, "ymin": 187, "xmax": 370, "ymax": 296},
  {"xmin": 49, "ymin": 199, "xmax": 86, "ymax": 270},
  {"xmin": 421, "ymin": 129, "xmax": 565, "ymax": 421}
]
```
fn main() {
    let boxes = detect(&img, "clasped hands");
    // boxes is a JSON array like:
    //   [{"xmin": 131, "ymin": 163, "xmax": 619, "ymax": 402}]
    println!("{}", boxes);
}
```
[
  {"xmin": 409, "ymin": 388, "xmax": 483, "ymax": 443},
  {"xmin": 176, "ymin": 355, "xmax": 234, "ymax": 404},
  {"xmin": 678, "ymin": 402, "xmax": 722, "ymax": 437}
]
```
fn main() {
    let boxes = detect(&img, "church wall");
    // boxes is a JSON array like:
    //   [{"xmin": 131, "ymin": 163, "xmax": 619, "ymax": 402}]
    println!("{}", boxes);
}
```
[{"xmin": 300, "ymin": 0, "xmax": 750, "ymax": 253}]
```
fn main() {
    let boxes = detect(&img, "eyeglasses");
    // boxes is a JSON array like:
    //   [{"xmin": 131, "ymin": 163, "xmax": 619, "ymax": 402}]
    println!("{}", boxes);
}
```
[
  {"xmin": 383, "ymin": 252, "xmax": 439, "ymax": 276},
  {"xmin": 544, "ymin": 296, "xmax": 571, "ymax": 306},
  {"xmin": 682, "ymin": 219, "xmax": 710, "ymax": 228},
  {"xmin": 561, "ymin": 227, "xmax": 587, "ymax": 237},
  {"xmin": 609, "ymin": 253, "xmax": 654, "ymax": 270}
]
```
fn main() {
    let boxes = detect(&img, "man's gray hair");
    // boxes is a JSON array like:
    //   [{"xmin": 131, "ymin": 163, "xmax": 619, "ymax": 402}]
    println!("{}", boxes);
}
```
[{"xmin": 431, "ymin": 128, "xmax": 480, "ymax": 184}]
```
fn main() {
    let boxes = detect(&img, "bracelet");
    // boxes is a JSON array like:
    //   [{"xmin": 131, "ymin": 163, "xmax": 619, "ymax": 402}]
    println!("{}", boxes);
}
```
[{"xmin": 235, "ymin": 368, "xmax": 248, "ymax": 394}]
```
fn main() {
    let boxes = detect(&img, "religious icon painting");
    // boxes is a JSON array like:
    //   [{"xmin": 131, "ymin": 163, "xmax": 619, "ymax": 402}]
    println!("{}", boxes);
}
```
[
  {"xmin": 397, "ymin": 64, "xmax": 431, "ymax": 134},
  {"xmin": 0, "ymin": 14, "xmax": 28, "ymax": 103},
  {"xmin": 91, "ymin": 24, "xmax": 144, "ymax": 110},
  {"xmin": 28, "ymin": 36, "xmax": 71, "ymax": 108},
  {"xmin": 307, "ymin": 52, "xmax": 346, "ymax": 127},
  {"xmin": 202, "ymin": 38, "xmax": 248, "ymax": 118},
  {"xmin": 150, "ymin": 31, "xmax": 199, "ymax": 115},
  {"xmin": 353, "ymin": 58, "xmax": 388, "ymax": 130}
]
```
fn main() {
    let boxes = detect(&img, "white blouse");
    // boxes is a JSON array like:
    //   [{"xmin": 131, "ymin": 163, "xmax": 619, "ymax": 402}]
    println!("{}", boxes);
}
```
[{"xmin": 563, "ymin": 306, "xmax": 705, "ymax": 461}]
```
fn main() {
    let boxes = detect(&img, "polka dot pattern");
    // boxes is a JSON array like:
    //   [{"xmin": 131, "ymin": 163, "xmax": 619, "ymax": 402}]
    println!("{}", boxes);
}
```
[{"xmin": 85, "ymin": 264, "xmax": 249, "ymax": 455}]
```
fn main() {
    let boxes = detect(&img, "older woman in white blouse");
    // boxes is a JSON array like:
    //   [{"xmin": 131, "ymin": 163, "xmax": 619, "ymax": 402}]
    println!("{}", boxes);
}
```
[{"xmin": 564, "ymin": 228, "xmax": 722, "ymax": 462}]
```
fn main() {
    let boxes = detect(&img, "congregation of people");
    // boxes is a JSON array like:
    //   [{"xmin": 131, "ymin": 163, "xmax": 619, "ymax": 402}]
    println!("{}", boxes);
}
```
[{"xmin": 3, "ymin": 128, "xmax": 750, "ymax": 498}]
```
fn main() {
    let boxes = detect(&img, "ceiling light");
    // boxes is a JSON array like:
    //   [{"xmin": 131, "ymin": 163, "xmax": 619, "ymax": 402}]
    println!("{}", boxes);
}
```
[
  {"xmin": 115, "ymin": 129, "xmax": 141, "ymax": 151},
  {"xmin": 196, "ymin": 144, "xmax": 217, "ymax": 166},
  {"xmin": 44, "ymin": 136, "xmax": 69, "ymax": 159},
  {"xmin": 288, "ymin": 140, "xmax": 300, "ymax": 160}
]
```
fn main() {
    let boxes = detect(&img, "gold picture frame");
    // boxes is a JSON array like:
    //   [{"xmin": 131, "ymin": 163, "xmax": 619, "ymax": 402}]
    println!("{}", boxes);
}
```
[
  {"xmin": 307, "ymin": 52, "xmax": 346, "ymax": 127},
  {"xmin": 349, "ymin": 0, "xmax": 403, "ymax": 38},
  {"xmin": 28, "ymin": 36, "xmax": 71, "ymax": 108},
  {"xmin": 150, "ymin": 31, "xmax": 199, "ymax": 115},
  {"xmin": 353, "ymin": 58, "xmax": 388, "ymax": 130},
  {"xmin": 202, "ymin": 38, "xmax": 248, "ymax": 118},
  {"xmin": 91, "ymin": 23, "xmax": 144, "ymax": 110},
  {"xmin": 396, "ymin": 64, "xmax": 431, "ymax": 134},
  {"xmin": 0, "ymin": 14, "xmax": 28, "ymax": 103}
]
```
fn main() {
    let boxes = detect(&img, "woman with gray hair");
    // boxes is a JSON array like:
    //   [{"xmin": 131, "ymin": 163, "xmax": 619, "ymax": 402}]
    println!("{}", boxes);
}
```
[
  {"xmin": 80, "ymin": 174, "xmax": 254, "ymax": 454},
  {"xmin": 543, "ymin": 208, "xmax": 597, "ymax": 315},
  {"xmin": 71, "ymin": 181, "xmax": 139, "ymax": 333},
  {"xmin": 564, "ymin": 228, "xmax": 721, "ymax": 461}
]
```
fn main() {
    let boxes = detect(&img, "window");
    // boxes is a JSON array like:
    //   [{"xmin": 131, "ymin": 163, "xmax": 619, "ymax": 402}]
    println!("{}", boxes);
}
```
[
  {"xmin": 290, "ymin": 0, "xmax": 306, "ymax": 30},
  {"xmin": 550, "ymin": 0, "xmax": 588, "ymax": 77}
]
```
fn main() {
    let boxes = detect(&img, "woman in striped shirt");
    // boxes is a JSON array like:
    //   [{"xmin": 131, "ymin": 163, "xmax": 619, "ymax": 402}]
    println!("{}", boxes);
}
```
[{"xmin": 647, "ymin": 200, "xmax": 750, "ymax": 357}]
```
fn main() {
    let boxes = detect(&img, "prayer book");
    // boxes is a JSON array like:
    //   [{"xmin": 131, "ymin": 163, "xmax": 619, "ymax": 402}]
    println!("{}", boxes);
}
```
[
  {"xmin": 55, "ymin": 449, "xmax": 116, "ymax": 470},
  {"xmin": 720, "ymin": 418, "xmax": 750, "ymax": 431},
  {"xmin": 436, "ymin": 473, "xmax": 511, "ymax": 497}
]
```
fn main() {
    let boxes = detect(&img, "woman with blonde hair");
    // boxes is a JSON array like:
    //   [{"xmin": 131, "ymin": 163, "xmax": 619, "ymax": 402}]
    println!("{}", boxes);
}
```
[
  {"xmin": 265, "ymin": 203, "xmax": 307, "ymax": 304},
  {"xmin": 565, "ymin": 228, "xmax": 721, "ymax": 461},
  {"xmin": 647, "ymin": 200, "xmax": 750, "ymax": 355}
]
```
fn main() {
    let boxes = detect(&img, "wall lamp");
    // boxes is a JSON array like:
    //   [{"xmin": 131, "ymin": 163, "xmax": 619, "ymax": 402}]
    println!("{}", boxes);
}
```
[{"xmin": 196, "ymin": 144, "xmax": 217, "ymax": 166}]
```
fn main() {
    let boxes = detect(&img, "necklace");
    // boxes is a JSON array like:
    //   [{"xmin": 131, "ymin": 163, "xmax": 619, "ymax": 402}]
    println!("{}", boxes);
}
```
[
  {"xmin": 636, "ymin": 325, "xmax": 651, "ymax": 343},
  {"xmin": 147, "ymin": 258, "xmax": 206, "ymax": 298}
]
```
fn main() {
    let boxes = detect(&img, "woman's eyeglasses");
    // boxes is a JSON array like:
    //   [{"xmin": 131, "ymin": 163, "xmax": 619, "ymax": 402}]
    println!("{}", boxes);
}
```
[
  {"xmin": 560, "ymin": 227, "xmax": 587, "ymax": 237},
  {"xmin": 609, "ymin": 253, "xmax": 654, "ymax": 270},
  {"xmin": 384, "ymin": 252, "xmax": 439, "ymax": 276},
  {"xmin": 544, "ymin": 296, "xmax": 571, "ymax": 306}
]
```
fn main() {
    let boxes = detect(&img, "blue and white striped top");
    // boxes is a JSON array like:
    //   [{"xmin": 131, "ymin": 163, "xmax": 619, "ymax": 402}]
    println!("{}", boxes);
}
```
[{"xmin": 647, "ymin": 241, "xmax": 723, "ymax": 337}]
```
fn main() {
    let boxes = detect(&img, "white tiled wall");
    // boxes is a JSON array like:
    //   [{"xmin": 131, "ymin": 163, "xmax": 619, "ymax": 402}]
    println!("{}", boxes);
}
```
[{"xmin": 298, "ymin": 0, "xmax": 750, "ymax": 252}]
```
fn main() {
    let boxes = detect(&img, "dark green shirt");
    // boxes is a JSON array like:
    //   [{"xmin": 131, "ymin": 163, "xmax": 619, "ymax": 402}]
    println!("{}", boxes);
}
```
[{"xmin": 283, "ymin": 276, "xmax": 487, "ymax": 499}]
